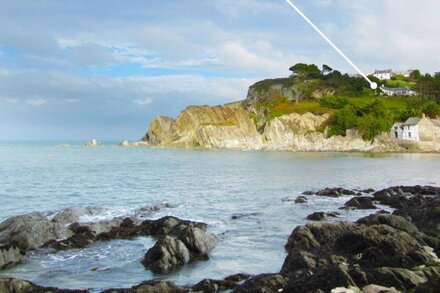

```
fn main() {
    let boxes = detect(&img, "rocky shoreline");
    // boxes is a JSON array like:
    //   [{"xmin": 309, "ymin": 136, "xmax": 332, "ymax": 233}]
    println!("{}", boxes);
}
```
[{"xmin": 0, "ymin": 186, "xmax": 439, "ymax": 292}]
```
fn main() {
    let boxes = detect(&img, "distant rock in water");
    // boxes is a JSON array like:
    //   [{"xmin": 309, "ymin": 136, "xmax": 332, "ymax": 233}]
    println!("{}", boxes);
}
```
[
  {"xmin": 85, "ymin": 139, "xmax": 100, "ymax": 147},
  {"xmin": 306, "ymin": 211, "xmax": 339, "ymax": 221},
  {"xmin": 344, "ymin": 196, "xmax": 377, "ymax": 210},
  {"xmin": 118, "ymin": 140, "xmax": 130, "ymax": 147},
  {"xmin": 304, "ymin": 187, "xmax": 357, "ymax": 197}
]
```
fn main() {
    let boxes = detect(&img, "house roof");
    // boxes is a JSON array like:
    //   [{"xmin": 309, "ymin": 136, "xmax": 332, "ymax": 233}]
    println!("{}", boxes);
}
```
[
  {"xmin": 381, "ymin": 86, "xmax": 412, "ymax": 92},
  {"xmin": 404, "ymin": 117, "xmax": 422, "ymax": 125},
  {"xmin": 374, "ymin": 69, "xmax": 392, "ymax": 74}
]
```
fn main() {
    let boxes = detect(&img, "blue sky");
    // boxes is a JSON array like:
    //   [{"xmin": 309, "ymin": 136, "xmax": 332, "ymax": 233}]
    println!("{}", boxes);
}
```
[{"xmin": 1, "ymin": 0, "xmax": 440, "ymax": 140}]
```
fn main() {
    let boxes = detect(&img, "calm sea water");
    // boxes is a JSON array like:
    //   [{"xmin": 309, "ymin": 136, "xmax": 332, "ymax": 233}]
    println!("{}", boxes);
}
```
[{"xmin": 0, "ymin": 141, "xmax": 439, "ymax": 291}]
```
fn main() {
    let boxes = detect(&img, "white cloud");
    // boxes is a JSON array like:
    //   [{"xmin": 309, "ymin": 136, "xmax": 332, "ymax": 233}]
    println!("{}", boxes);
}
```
[
  {"xmin": 133, "ymin": 98, "xmax": 153, "ymax": 106},
  {"xmin": 346, "ymin": 0, "xmax": 440, "ymax": 72},
  {"xmin": 1, "ymin": 98, "xmax": 18, "ymax": 104},
  {"xmin": 25, "ymin": 98, "xmax": 47, "ymax": 106},
  {"xmin": 66, "ymin": 98, "xmax": 78, "ymax": 103}
]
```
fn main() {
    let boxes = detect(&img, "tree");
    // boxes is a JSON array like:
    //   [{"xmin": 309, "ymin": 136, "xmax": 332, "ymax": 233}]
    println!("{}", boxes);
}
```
[
  {"xmin": 410, "ymin": 69, "xmax": 421, "ymax": 80},
  {"xmin": 422, "ymin": 101, "xmax": 440, "ymax": 118},
  {"xmin": 322, "ymin": 64, "xmax": 333, "ymax": 75},
  {"xmin": 289, "ymin": 63, "xmax": 321, "ymax": 78}
]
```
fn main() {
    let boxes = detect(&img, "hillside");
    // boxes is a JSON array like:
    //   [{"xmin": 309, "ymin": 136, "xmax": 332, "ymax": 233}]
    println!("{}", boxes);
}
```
[{"xmin": 140, "ymin": 64, "xmax": 440, "ymax": 152}]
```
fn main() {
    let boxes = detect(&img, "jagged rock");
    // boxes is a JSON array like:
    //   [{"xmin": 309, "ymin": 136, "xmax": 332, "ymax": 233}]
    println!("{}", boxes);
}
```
[
  {"xmin": 142, "ymin": 236, "xmax": 191, "ymax": 273},
  {"xmin": 361, "ymin": 189, "xmax": 375, "ymax": 194},
  {"xmin": 0, "ymin": 278, "xmax": 87, "ymax": 293},
  {"xmin": 281, "ymin": 215, "xmax": 440, "ymax": 292},
  {"xmin": 233, "ymin": 274, "xmax": 287, "ymax": 293},
  {"xmin": 191, "ymin": 274, "xmax": 251, "ymax": 293},
  {"xmin": 0, "ymin": 212, "xmax": 70, "ymax": 251},
  {"xmin": 142, "ymin": 222, "xmax": 217, "ymax": 273},
  {"xmin": 362, "ymin": 284, "xmax": 399, "ymax": 293},
  {"xmin": 304, "ymin": 188, "xmax": 357, "ymax": 198},
  {"xmin": 102, "ymin": 280, "xmax": 187, "ymax": 293},
  {"xmin": 344, "ymin": 197, "xmax": 377, "ymax": 210},
  {"xmin": 372, "ymin": 186, "xmax": 440, "ymax": 237},
  {"xmin": 177, "ymin": 226, "xmax": 218, "ymax": 255},
  {"xmin": 306, "ymin": 211, "xmax": 339, "ymax": 221},
  {"xmin": 0, "ymin": 245, "xmax": 25, "ymax": 270},
  {"xmin": 295, "ymin": 196, "xmax": 308, "ymax": 204}
]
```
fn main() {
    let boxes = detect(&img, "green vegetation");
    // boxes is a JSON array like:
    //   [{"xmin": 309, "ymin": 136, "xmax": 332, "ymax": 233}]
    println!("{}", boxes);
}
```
[{"xmin": 252, "ymin": 63, "xmax": 440, "ymax": 140}]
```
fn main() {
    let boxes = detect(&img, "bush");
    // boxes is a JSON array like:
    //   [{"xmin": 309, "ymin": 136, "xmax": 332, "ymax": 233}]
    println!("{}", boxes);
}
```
[
  {"xmin": 327, "ymin": 106, "xmax": 358, "ymax": 137},
  {"xmin": 422, "ymin": 101, "xmax": 440, "ymax": 118},
  {"xmin": 319, "ymin": 96, "xmax": 349, "ymax": 109}
]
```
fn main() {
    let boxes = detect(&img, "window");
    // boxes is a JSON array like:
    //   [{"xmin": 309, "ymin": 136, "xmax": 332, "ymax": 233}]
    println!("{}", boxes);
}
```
[
  {"xmin": 408, "ymin": 132, "xmax": 411, "ymax": 138},
  {"xmin": 395, "ymin": 132, "xmax": 398, "ymax": 138}
]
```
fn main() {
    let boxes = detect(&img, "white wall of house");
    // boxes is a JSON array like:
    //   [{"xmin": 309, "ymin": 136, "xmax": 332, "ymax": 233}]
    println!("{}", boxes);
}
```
[
  {"xmin": 390, "ymin": 124, "xmax": 404, "ymax": 139},
  {"xmin": 374, "ymin": 72, "xmax": 392, "ymax": 80},
  {"xmin": 402, "ymin": 124, "xmax": 419, "ymax": 141}
]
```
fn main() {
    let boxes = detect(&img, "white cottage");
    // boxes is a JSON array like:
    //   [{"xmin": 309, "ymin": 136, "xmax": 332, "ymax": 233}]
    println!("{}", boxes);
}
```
[
  {"xmin": 390, "ymin": 115, "xmax": 440, "ymax": 141},
  {"xmin": 381, "ymin": 86, "xmax": 417, "ymax": 96},
  {"xmin": 373, "ymin": 69, "xmax": 392, "ymax": 80}
]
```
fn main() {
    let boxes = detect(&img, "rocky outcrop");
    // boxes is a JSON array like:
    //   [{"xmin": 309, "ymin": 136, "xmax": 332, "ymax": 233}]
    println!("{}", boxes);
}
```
[
  {"xmin": 233, "ymin": 274, "xmax": 287, "ymax": 293},
  {"xmin": 304, "ymin": 187, "xmax": 357, "ymax": 197},
  {"xmin": 280, "ymin": 213, "xmax": 440, "ymax": 292},
  {"xmin": 85, "ymin": 139, "xmax": 100, "ymax": 147},
  {"xmin": 141, "ymin": 105, "xmax": 263, "ymax": 149},
  {"xmin": 0, "ymin": 278, "xmax": 87, "ymax": 293},
  {"xmin": 0, "ymin": 245, "xmax": 25, "ymax": 270},
  {"xmin": 142, "ymin": 222, "xmax": 218, "ymax": 273},
  {"xmin": 306, "ymin": 211, "xmax": 339, "ymax": 221},
  {"xmin": 344, "ymin": 196, "xmax": 377, "ymax": 210}
]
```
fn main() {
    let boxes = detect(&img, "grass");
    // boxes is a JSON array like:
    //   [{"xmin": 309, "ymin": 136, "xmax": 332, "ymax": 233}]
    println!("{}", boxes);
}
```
[
  {"xmin": 385, "ymin": 79, "xmax": 417, "ymax": 89},
  {"xmin": 256, "ymin": 95, "xmax": 411, "ymax": 122}
]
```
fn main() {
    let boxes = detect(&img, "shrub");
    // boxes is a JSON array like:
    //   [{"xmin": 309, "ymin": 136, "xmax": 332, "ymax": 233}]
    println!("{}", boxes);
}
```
[{"xmin": 319, "ymin": 96, "xmax": 349, "ymax": 109}]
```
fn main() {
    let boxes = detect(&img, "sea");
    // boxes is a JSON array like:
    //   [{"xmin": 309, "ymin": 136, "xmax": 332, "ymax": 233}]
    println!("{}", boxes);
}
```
[{"xmin": 0, "ymin": 141, "xmax": 439, "ymax": 291}]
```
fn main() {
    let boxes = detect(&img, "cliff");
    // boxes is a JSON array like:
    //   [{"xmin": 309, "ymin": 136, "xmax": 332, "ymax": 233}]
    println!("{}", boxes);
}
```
[{"xmin": 140, "ymin": 77, "xmax": 436, "ymax": 152}]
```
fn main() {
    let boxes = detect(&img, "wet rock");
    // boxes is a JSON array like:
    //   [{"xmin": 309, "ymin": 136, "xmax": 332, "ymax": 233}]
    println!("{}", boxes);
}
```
[
  {"xmin": 191, "ymin": 274, "xmax": 251, "ymax": 293},
  {"xmin": 233, "ymin": 274, "xmax": 287, "ymax": 293},
  {"xmin": 372, "ymin": 185, "xmax": 440, "ymax": 209},
  {"xmin": 306, "ymin": 211, "xmax": 339, "ymax": 221},
  {"xmin": 231, "ymin": 212, "xmax": 260, "ymax": 220},
  {"xmin": 0, "ymin": 212, "xmax": 70, "ymax": 251},
  {"xmin": 142, "ymin": 236, "xmax": 191, "ymax": 273},
  {"xmin": 177, "ymin": 226, "xmax": 218, "ymax": 255},
  {"xmin": 304, "ymin": 187, "xmax": 356, "ymax": 198},
  {"xmin": 142, "ymin": 222, "xmax": 218, "ymax": 273},
  {"xmin": 102, "ymin": 280, "xmax": 187, "ymax": 293},
  {"xmin": 361, "ymin": 189, "xmax": 375, "ymax": 194},
  {"xmin": 344, "ymin": 197, "xmax": 377, "ymax": 210},
  {"xmin": 362, "ymin": 284, "xmax": 399, "ymax": 293},
  {"xmin": 295, "ymin": 196, "xmax": 308, "ymax": 204},
  {"xmin": 0, "ymin": 278, "xmax": 88, "ymax": 293},
  {"xmin": 281, "ymin": 216, "xmax": 439, "ymax": 292},
  {"xmin": 0, "ymin": 245, "xmax": 25, "ymax": 270}
]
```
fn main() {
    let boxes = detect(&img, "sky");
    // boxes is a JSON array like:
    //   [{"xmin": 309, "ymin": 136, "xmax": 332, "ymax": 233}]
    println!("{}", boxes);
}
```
[{"xmin": 1, "ymin": 0, "xmax": 440, "ymax": 140}]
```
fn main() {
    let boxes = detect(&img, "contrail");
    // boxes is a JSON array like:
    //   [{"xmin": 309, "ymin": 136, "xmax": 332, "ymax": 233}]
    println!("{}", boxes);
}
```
[{"xmin": 284, "ymin": 0, "xmax": 377, "ymax": 89}]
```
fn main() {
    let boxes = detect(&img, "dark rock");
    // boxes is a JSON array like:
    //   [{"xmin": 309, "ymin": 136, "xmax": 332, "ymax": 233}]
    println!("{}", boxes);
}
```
[
  {"xmin": 306, "ymin": 212, "xmax": 339, "ymax": 221},
  {"xmin": 295, "ymin": 196, "xmax": 308, "ymax": 204},
  {"xmin": 102, "ymin": 280, "xmax": 187, "ymax": 293},
  {"xmin": 231, "ymin": 213, "xmax": 260, "ymax": 220},
  {"xmin": 280, "ymin": 218, "xmax": 439, "ymax": 292},
  {"xmin": 306, "ymin": 187, "xmax": 356, "ymax": 198},
  {"xmin": 233, "ymin": 274, "xmax": 287, "ymax": 293},
  {"xmin": 0, "ymin": 245, "xmax": 26, "ymax": 270},
  {"xmin": 344, "ymin": 197, "xmax": 377, "ymax": 210},
  {"xmin": 0, "ymin": 278, "xmax": 87, "ymax": 293},
  {"xmin": 191, "ymin": 274, "xmax": 251, "ymax": 293},
  {"xmin": 142, "ymin": 220, "xmax": 218, "ymax": 273},
  {"xmin": 362, "ymin": 189, "xmax": 376, "ymax": 194}
]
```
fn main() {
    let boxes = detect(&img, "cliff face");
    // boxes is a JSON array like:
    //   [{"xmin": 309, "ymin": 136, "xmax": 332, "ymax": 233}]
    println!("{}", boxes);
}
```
[
  {"xmin": 142, "ymin": 105, "xmax": 263, "ymax": 149},
  {"xmin": 141, "ymin": 105, "xmax": 406, "ymax": 152}
]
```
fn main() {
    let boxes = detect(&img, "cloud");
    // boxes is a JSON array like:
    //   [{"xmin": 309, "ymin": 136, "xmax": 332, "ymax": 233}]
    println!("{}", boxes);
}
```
[
  {"xmin": 25, "ymin": 98, "xmax": 47, "ymax": 106},
  {"xmin": 1, "ymin": 98, "xmax": 18, "ymax": 104},
  {"xmin": 133, "ymin": 98, "xmax": 153, "ymax": 106},
  {"xmin": 345, "ymin": 0, "xmax": 440, "ymax": 72}
]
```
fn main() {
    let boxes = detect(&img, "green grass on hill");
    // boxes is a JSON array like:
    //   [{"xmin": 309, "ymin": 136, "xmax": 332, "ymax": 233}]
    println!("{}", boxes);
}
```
[{"xmin": 385, "ymin": 80, "xmax": 417, "ymax": 89}]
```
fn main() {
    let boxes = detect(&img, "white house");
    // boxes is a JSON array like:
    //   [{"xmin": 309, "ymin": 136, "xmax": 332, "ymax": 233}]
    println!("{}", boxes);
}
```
[
  {"xmin": 373, "ymin": 69, "xmax": 393, "ymax": 80},
  {"xmin": 390, "ymin": 114, "xmax": 440, "ymax": 141},
  {"xmin": 381, "ymin": 86, "xmax": 417, "ymax": 96}
]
